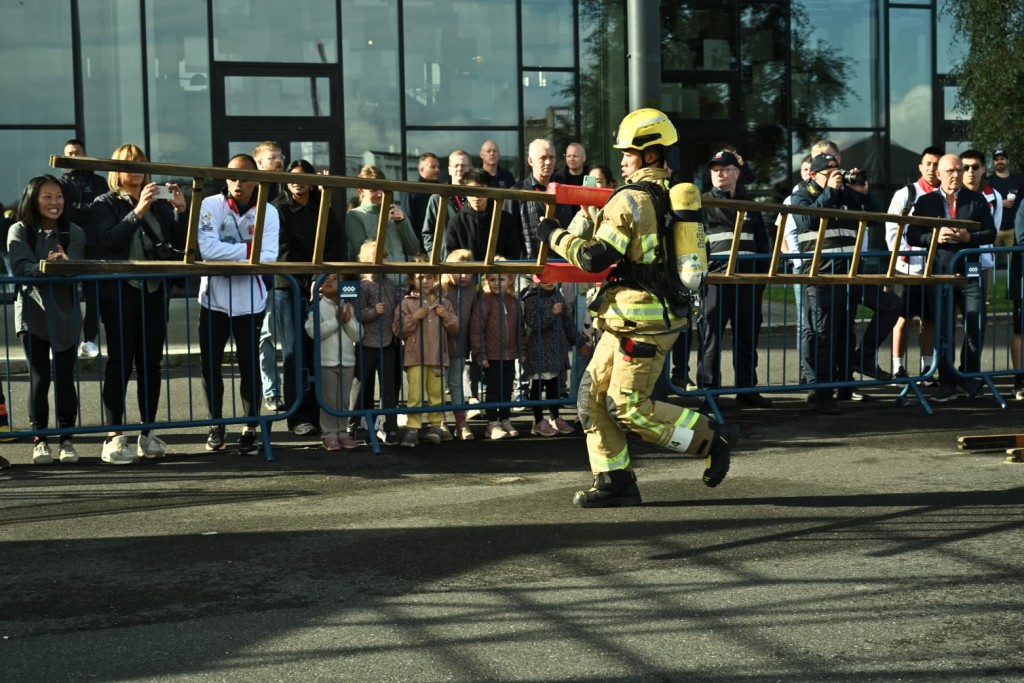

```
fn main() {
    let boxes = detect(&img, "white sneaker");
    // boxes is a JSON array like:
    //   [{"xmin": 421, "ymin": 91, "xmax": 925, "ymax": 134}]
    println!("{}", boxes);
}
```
[
  {"xmin": 32, "ymin": 441, "xmax": 53, "ymax": 465},
  {"xmin": 485, "ymin": 421, "xmax": 507, "ymax": 440},
  {"xmin": 101, "ymin": 435, "xmax": 138, "ymax": 465},
  {"xmin": 293, "ymin": 422, "xmax": 316, "ymax": 436},
  {"xmin": 137, "ymin": 433, "xmax": 167, "ymax": 459},
  {"xmin": 58, "ymin": 441, "xmax": 79, "ymax": 464},
  {"xmin": 79, "ymin": 341, "xmax": 100, "ymax": 358}
]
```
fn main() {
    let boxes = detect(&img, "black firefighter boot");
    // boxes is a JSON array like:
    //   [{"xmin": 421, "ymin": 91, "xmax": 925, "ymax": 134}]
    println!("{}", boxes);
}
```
[
  {"xmin": 703, "ymin": 421, "xmax": 740, "ymax": 488},
  {"xmin": 573, "ymin": 470, "xmax": 642, "ymax": 508}
]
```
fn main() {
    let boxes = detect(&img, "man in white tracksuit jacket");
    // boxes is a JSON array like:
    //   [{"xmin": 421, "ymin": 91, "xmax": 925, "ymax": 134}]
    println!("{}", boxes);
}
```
[{"xmin": 198, "ymin": 153, "xmax": 280, "ymax": 455}]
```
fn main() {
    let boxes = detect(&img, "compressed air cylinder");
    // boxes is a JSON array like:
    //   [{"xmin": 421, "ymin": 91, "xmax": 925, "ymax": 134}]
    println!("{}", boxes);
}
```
[{"xmin": 669, "ymin": 183, "xmax": 707, "ymax": 292}]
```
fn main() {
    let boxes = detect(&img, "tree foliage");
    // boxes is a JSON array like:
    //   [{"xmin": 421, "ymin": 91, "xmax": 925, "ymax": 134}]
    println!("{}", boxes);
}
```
[{"xmin": 946, "ymin": 0, "xmax": 1024, "ymax": 157}]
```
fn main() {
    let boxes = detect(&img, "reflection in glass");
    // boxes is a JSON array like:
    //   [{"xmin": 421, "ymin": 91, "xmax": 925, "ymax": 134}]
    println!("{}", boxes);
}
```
[
  {"xmin": 944, "ymin": 86, "xmax": 969, "ymax": 120},
  {"xmin": 662, "ymin": 2, "xmax": 734, "ymax": 71},
  {"xmin": 0, "ymin": 129, "xmax": 76, "ymax": 205},
  {"xmin": 578, "ymin": 0, "xmax": 626, "ymax": 171},
  {"xmin": 403, "ymin": 0, "xmax": 517, "ymax": 126},
  {"xmin": 889, "ymin": 9, "xmax": 932, "ymax": 183},
  {"xmin": 0, "ymin": 1, "xmax": 73, "ymax": 125},
  {"xmin": 405, "ymin": 130, "xmax": 521, "ymax": 183},
  {"xmin": 523, "ymin": 70, "xmax": 576, "ymax": 153},
  {"xmin": 792, "ymin": 0, "xmax": 881, "ymax": 129},
  {"xmin": 739, "ymin": 2, "xmax": 788, "ymax": 190},
  {"xmin": 224, "ymin": 77, "xmax": 330, "ymax": 117},
  {"xmin": 342, "ymin": 0, "xmax": 402, "ymax": 176},
  {"xmin": 146, "ymin": 0, "xmax": 212, "ymax": 165},
  {"xmin": 522, "ymin": 0, "xmax": 575, "ymax": 68},
  {"xmin": 212, "ymin": 0, "xmax": 337, "ymax": 63},
  {"xmin": 80, "ymin": 0, "xmax": 146, "ymax": 159},
  {"xmin": 936, "ymin": 9, "xmax": 967, "ymax": 76},
  {"xmin": 663, "ymin": 82, "xmax": 730, "ymax": 120}
]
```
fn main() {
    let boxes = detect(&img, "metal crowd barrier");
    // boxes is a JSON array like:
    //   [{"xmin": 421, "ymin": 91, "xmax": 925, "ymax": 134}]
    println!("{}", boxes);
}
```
[
  {"xmin": 0, "ymin": 154, "xmax": 997, "ymax": 464},
  {"xmin": 2, "ymin": 248, "xmax": 1021, "ymax": 461}
]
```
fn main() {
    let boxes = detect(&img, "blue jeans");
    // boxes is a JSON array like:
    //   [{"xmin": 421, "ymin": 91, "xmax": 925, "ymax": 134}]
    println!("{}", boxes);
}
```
[
  {"xmin": 936, "ymin": 279, "xmax": 986, "ymax": 386},
  {"xmin": 273, "ymin": 289, "xmax": 316, "ymax": 426},
  {"xmin": 447, "ymin": 356, "xmax": 466, "ymax": 405},
  {"xmin": 259, "ymin": 294, "xmax": 280, "ymax": 400}
]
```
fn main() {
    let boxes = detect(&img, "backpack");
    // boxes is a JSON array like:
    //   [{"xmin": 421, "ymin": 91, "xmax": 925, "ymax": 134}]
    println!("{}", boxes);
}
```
[{"xmin": 605, "ymin": 180, "xmax": 699, "ymax": 327}]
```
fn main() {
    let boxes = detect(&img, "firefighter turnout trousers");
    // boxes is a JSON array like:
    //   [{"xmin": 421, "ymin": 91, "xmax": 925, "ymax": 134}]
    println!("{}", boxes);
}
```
[{"xmin": 577, "ymin": 326, "xmax": 717, "ymax": 474}]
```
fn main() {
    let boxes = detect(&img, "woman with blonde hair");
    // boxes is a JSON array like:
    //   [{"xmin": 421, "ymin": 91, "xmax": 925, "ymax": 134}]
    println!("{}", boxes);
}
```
[{"xmin": 91, "ymin": 143, "xmax": 187, "ymax": 463}]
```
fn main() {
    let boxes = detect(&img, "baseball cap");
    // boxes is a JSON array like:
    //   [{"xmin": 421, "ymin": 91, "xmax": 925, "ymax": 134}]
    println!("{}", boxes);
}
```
[
  {"xmin": 809, "ymin": 153, "xmax": 839, "ymax": 173},
  {"xmin": 707, "ymin": 150, "xmax": 740, "ymax": 168},
  {"xmin": 993, "ymin": 147, "xmax": 1008, "ymax": 159}
]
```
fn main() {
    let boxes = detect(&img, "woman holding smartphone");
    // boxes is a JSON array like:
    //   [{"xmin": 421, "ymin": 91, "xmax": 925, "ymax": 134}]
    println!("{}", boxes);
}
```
[{"xmin": 92, "ymin": 143, "xmax": 187, "ymax": 464}]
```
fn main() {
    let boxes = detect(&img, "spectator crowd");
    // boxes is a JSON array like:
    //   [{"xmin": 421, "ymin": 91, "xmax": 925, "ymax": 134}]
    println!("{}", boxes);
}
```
[{"xmin": 0, "ymin": 136, "xmax": 1021, "ymax": 468}]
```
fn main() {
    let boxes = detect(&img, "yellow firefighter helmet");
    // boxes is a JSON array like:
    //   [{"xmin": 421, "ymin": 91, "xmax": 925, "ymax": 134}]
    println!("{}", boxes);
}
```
[{"xmin": 613, "ymin": 108, "xmax": 678, "ymax": 150}]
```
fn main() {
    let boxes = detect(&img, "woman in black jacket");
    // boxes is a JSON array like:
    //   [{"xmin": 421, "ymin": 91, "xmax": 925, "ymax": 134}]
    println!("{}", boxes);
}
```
[{"xmin": 91, "ymin": 143, "xmax": 187, "ymax": 464}]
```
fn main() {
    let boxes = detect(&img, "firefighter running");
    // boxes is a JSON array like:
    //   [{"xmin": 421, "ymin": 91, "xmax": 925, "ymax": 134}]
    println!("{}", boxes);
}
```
[{"xmin": 536, "ymin": 108, "xmax": 739, "ymax": 508}]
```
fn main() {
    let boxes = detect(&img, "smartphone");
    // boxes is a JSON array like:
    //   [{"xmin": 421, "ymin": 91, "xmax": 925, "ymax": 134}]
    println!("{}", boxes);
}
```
[
  {"xmin": 152, "ymin": 185, "xmax": 175, "ymax": 200},
  {"xmin": 583, "ymin": 174, "xmax": 597, "ymax": 188}
]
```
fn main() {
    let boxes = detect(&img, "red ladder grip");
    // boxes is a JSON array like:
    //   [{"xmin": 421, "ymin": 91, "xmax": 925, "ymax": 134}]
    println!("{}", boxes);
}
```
[{"xmin": 546, "ymin": 182, "xmax": 614, "ymax": 209}]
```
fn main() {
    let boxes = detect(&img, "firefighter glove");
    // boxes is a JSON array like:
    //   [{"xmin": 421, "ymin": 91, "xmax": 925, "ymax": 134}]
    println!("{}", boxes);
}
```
[{"xmin": 536, "ymin": 218, "xmax": 560, "ymax": 244}]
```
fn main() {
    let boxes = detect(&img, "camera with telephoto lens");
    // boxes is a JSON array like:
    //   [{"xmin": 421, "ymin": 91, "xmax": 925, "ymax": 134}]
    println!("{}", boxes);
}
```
[{"xmin": 841, "ymin": 169, "xmax": 867, "ymax": 185}]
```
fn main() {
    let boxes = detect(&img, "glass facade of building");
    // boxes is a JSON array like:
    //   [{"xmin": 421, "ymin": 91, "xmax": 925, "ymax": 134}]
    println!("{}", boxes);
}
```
[{"xmin": 0, "ymin": 0, "xmax": 963, "ymax": 209}]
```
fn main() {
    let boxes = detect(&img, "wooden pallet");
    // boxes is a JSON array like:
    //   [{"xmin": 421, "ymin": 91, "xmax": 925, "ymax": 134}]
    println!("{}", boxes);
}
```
[{"xmin": 956, "ymin": 434, "xmax": 1024, "ymax": 451}]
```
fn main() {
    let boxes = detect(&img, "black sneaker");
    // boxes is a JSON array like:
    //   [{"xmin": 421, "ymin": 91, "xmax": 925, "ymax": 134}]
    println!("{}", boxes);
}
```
[
  {"xmin": 893, "ymin": 367, "xmax": 908, "ymax": 380},
  {"xmin": 237, "ymin": 430, "xmax": 259, "ymax": 456},
  {"xmin": 422, "ymin": 426, "xmax": 443, "ymax": 445},
  {"xmin": 573, "ymin": 471, "xmax": 642, "ymax": 508},
  {"xmin": 958, "ymin": 378, "xmax": 981, "ymax": 398},
  {"xmin": 703, "ymin": 422, "xmax": 739, "ymax": 488},
  {"xmin": 206, "ymin": 425, "xmax": 226, "ymax": 451},
  {"xmin": 932, "ymin": 384, "xmax": 959, "ymax": 402},
  {"xmin": 377, "ymin": 429, "xmax": 399, "ymax": 446},
  {"xmin": 836, "ymin": 388, "xmax": 866, "ymax": 401},
  {"xmin": 736, "ymin": 392, "xmax": 772, "ymax": 409},
  {"xmin": 399, "ymin": 429, "xmax": 419, "ymax": 448}
]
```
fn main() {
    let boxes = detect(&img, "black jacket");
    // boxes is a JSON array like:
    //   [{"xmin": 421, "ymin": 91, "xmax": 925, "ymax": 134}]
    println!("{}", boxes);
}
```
[
  {"xmin": 91, "ymin": 191, "xmax": 187, "ymax": 300},
  {"xmin": 444, "ymin": 203, "xmax": 523, "ymax": 261},
  {"xmin": 272, "ymin": 192, "xmax": 347, "ymax": 290},
  {"xmin": 400, "ymin": 175, "xmax": 439, "ymax": 251},
  {"xmin": 702, "ymin": 186, "xmax": 770, "ymax": 273},
  {"xmin": 61, "ymin": 170, "xmax": 110, "ymax": 248},
  {"xmin": 908, "ymin": 189, "xmax": 997, "ymax": 275}
]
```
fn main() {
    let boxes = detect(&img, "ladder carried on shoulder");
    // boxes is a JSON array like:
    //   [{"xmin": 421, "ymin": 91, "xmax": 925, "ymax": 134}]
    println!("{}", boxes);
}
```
[{"xmin": 44, "ymin": 154, "xmax": 972, "ymax": 288}]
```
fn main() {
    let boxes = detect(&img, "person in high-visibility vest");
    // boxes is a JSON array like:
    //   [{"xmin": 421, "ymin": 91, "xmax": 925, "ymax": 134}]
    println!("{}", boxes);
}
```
[{"xmin": 536, "ymin": 108, "xmax": 739, "ymax": 508}]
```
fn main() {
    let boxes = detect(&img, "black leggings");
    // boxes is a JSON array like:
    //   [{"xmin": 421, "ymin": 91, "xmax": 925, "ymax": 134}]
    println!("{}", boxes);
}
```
[
  {"xmin": 484, "ymin": 360, "xmax": 515, "ymax": 421},
  {"xmin": 100, "ymin": 286, "xmax": 167, "ymax": 430},
  {"xmin": 199, "ymin": 307, "xmax": 264, "ymax": 428},
  {"xmin": 530, "ymin": 377, "xmax": 561, "ymax": 422},
  {"xmin": 21, "ymin": 333, "xmax": 77, "ymax": 438},
  {"xmin": 353, "ymin": 342, "xmax": 399, "ymax": 432}
]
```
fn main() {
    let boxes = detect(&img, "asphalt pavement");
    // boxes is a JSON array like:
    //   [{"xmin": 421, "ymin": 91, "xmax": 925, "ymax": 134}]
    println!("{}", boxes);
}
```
[{"xmin": 2, "ymin": 379, "xmax": 1023, "ymax": 682}]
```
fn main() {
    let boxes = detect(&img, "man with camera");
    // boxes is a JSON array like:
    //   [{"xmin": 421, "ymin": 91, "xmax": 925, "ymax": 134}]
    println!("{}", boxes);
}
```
[{"xmin": 791, "ymin": 153, "xmax": 898, "ymax": 412}]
